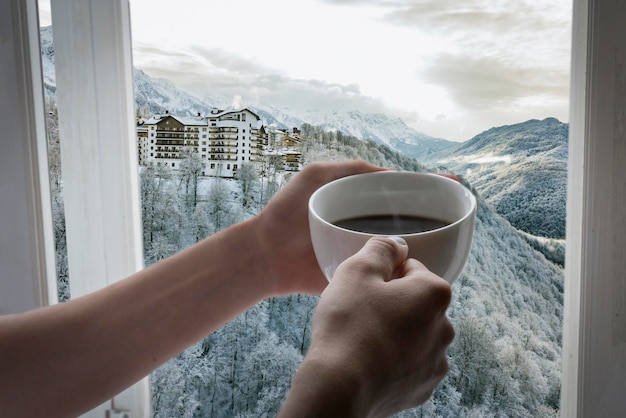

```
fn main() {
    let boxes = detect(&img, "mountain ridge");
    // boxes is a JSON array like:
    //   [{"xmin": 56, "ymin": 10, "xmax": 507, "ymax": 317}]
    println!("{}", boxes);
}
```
[
  {"xmin": 38, "ymin": 25, "xmax": 455, "ymax": 160},
  {"xmin": 423, "ymin": 117, "xmax": 568, "ymax": 243}
]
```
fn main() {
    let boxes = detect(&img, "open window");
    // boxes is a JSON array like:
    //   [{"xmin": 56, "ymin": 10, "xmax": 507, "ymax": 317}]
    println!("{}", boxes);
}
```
[{"xmin": 3, "ymin": 0, "xmax": 626, "ymax": 416}]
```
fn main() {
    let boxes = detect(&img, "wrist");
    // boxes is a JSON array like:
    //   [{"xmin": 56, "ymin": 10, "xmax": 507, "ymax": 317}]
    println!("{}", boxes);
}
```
[
  {"xmin": 219, "ymin": 216, "xmax": 277, "ymax": 299},
  {"xmin": 280, "ymin": 347, "xmax": 367, "ymax": 418},
  {"xmin": 238, "ymin": 214, "xmax": 282, "ymax": 296}
]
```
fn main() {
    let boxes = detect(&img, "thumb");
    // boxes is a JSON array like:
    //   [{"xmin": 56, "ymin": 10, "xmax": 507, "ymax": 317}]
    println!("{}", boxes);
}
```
[{"xmin": 335, "ymin": 236, "xmax": 409, "ymax": 282}]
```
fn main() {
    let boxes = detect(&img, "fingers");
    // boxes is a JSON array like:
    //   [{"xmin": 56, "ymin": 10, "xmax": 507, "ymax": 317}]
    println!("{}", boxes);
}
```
[
  {"xmin": 299, "ymin": 160, "xmax": 389, "ymax": 189},
  {"xmin": 394, "ymin": 258, "xmax": 452, "ymax": 309},
  {"xmin": 311, "ymin": 234, "xmax": 455, "ymax": 415},
  {"xmin": 334, "ymin": 236, "xmax": 409, "ymax": 282}
]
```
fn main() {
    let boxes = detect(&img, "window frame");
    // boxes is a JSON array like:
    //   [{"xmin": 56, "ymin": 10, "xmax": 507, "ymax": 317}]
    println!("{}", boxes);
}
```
[
  {"xmin": 561, "ymin": 0, "xmax": 626, "ymax": 415},
  {"xmin": 0, "ymin": 0, "xmax": 57, "ymax": 314}
]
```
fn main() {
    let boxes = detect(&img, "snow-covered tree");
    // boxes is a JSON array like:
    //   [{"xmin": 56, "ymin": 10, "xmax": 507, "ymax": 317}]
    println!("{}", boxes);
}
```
[
  {"xmin": 178, "ymin": 147, "xmax": 204, "ymax": 211},
  {"xmin": 234, "ymin": 162, "xmax": 257, "ymax": 210}
]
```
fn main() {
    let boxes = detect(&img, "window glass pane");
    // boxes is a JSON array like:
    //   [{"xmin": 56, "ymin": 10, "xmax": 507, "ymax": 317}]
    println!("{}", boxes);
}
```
[
  {"xmin": 128, "ymin": 1, "xmax": 571, "ymax": 416},
  {"xmin": 37, "ymin": 3, "xmax": 69, "ymax": 302}
]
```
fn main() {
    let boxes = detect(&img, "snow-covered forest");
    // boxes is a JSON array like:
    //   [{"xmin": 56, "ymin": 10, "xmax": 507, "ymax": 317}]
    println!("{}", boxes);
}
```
[
  {"xmin": 45, "ymin": 94, "xmax": 563, "ymax": 416},
  {"xmin": 144, "ymin": 126, "xmax": 564, "ymax": 417}
]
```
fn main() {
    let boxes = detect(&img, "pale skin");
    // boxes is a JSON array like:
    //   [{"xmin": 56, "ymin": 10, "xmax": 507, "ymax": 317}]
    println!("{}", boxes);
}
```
[{"xmin": 0, "ymin": 160, "xmax": 454, "ymax": 418}]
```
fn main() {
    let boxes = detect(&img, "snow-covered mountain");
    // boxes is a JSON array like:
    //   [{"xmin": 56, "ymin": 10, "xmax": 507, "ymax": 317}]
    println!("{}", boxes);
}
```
[
  {"xmin": 136, "ymin": 77, "xmax": 457, "ymax": 160},
  {"xmin": 39, "ymin": 26, "xmax": 455, "ymax": 160},
  {"xmin": 134, "ymin": 74, "xmax": 456, "ymax": 160},
  {"xmin": 133, "ymin": 68, "xmax": 232, "ymax": 118},
  {"xmin": 423, "ymin": 117, "xmax": 568, "ymax": 242},
  {"xmin": 255, "ymin": 106, "xmax": 456, "ymax": 158}
]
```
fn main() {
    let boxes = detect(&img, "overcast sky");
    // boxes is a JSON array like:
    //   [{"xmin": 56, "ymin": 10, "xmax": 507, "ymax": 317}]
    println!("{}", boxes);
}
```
[{"xmin": 39, "ymin": 0, "xmax": 572, "ymax": 141}]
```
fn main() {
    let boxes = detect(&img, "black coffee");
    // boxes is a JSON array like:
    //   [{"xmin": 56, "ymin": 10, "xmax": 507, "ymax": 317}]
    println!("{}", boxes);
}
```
[{"xmin": 333, "ymin": 214, "xmax": 449, "ymax": 234}]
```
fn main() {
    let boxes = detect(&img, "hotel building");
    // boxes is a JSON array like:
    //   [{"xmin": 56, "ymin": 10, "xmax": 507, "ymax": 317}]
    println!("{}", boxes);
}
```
[{"xmin": 138, "ymin": 108, "xmax": 270, "ymax": 178}]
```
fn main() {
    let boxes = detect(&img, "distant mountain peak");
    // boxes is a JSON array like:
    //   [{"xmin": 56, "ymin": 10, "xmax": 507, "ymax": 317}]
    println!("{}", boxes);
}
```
[{"xmin": 39, "ymin": 26, "xmax": 462, "ymax": 160}]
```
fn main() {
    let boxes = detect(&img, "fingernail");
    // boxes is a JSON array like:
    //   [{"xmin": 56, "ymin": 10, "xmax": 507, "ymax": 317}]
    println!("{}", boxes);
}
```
[{"xmin": 387, "ymin": 236, "xmax": 407, "ymax": 247}]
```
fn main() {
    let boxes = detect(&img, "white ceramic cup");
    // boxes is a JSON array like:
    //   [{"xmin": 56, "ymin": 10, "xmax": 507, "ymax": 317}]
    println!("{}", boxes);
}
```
[{"xmin": 308, "ymin": 171, "xmax": 477, "ymax": 283}]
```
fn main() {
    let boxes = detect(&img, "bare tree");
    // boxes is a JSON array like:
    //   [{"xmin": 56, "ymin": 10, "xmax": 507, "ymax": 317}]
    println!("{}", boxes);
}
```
[
  {"xmin": 236, "ymin": 163, "xmax": 258, "ymax": 209},
  {"xmin": 178, "ymin": 147, "xmax": 204, "ymax": 211}
]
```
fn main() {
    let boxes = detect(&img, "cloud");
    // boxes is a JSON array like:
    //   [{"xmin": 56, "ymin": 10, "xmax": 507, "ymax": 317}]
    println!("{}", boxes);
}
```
[
  {"xmin": 133, "ymin": 43, "xmax": 389, "ymax": 114},
  {"xmin": 318, "ymin": 0, "xmax": 570, "ymax": 32},
  {"xmin": 314, "ymin": 0, "xmax": 571, "ymax": 116},
  {"xmin": 130, "ymin": 0, "xmax": 571, "ymax": 141},
  {"xmin": 383, "ymin": 0, "xmax": 557, "ymax": 32},
  {"xmin": 419, "ymin": 53, "xmax": 569, "ymax": 112},
  {"xmin": 321, "ymin": 0, "xmax": 571, "ymax": 62}
]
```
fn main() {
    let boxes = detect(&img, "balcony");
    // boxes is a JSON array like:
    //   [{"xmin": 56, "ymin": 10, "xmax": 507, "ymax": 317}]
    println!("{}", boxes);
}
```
[
  {"xmin": 156, "ymin": 133, "xmax": 184, "ymax": 139},
  {"xmin": 209, "ymin": 127, "xmax": 238, "ymax": 133}
]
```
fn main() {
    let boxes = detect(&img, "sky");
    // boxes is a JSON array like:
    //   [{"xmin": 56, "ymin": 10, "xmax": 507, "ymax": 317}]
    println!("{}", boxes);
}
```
[{"xmin": 39, "ymin": 0, "xmax": 572, "ymax": 141}]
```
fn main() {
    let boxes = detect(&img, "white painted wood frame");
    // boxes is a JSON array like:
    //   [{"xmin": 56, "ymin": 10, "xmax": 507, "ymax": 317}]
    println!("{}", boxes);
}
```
[
  {"xmin": 0, "ymin": 0, "xmax": 57, "ymax": 314},
  {"xmin": 49, "ymin": 0, "xmax": 149, "ymax": 416},
  {"xmin": 561, "ymin": 0, "xmax": 626, "ymax": 415}
]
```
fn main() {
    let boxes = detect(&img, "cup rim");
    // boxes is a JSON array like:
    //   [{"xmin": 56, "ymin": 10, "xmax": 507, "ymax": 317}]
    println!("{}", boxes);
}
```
[{"xmin": 309, "ymin": 171, "xmax": 477, "ymax": 237}]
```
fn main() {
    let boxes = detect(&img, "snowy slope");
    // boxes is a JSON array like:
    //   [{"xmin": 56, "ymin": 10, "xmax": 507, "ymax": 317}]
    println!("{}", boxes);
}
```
[
  {"xmin": 133, "ymin": 68, "xmax": 231, "ymax": 118},
  {"xmin": 148, "ymin": 137, "xmax": 564, "ymax": 417},
  {"xmin": 253, "ymin": 106, "xmax": 456, "ymax": 159},
  {"xmin": 424, "ymin": 118, "xmax": 568, "ymax": 240}
]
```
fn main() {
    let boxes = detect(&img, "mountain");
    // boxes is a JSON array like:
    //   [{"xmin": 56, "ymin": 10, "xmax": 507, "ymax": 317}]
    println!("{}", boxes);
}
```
[
  {"xmin": 133, "ymin": 68, "xmax": 231, "ymax": 118},
  {"xmin": 255, "ymin": 106, "xmax": 456, "ymax": 158},
  {"xmin": 423, "ymin": 118, "xmax": 568, "ymax": 243},
  {"xmin": 38, "ymin": 26, "xmax": 455, "ymax": 161}
]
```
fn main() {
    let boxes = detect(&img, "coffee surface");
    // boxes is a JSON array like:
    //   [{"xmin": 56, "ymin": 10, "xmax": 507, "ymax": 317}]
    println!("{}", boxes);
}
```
[{"xmin": 333, "ymin": 214, "xmax": 449, "ymax": 234}]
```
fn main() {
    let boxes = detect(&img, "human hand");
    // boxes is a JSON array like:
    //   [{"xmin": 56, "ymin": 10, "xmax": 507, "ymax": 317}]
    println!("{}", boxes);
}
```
[
  {"xmin": 255, "ymin": 160, "xmax": 388, "ymax": 296},
  {"xmin": 279, "ymin": 236, "xmax": 454, "ymax": 417}
]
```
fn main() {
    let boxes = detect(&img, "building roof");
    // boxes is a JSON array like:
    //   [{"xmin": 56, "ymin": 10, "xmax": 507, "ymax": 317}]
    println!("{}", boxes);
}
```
[
  {"xmin": 207, "ymin": 107, "xmax": 261, "ymax": 120},
  {"xmin": 141, "ymin": 108, "xmax": 262, "ymax": 126},
  {"xmin": 143, "ymin": 114, "xmax": 206, "ymax": 126}
]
